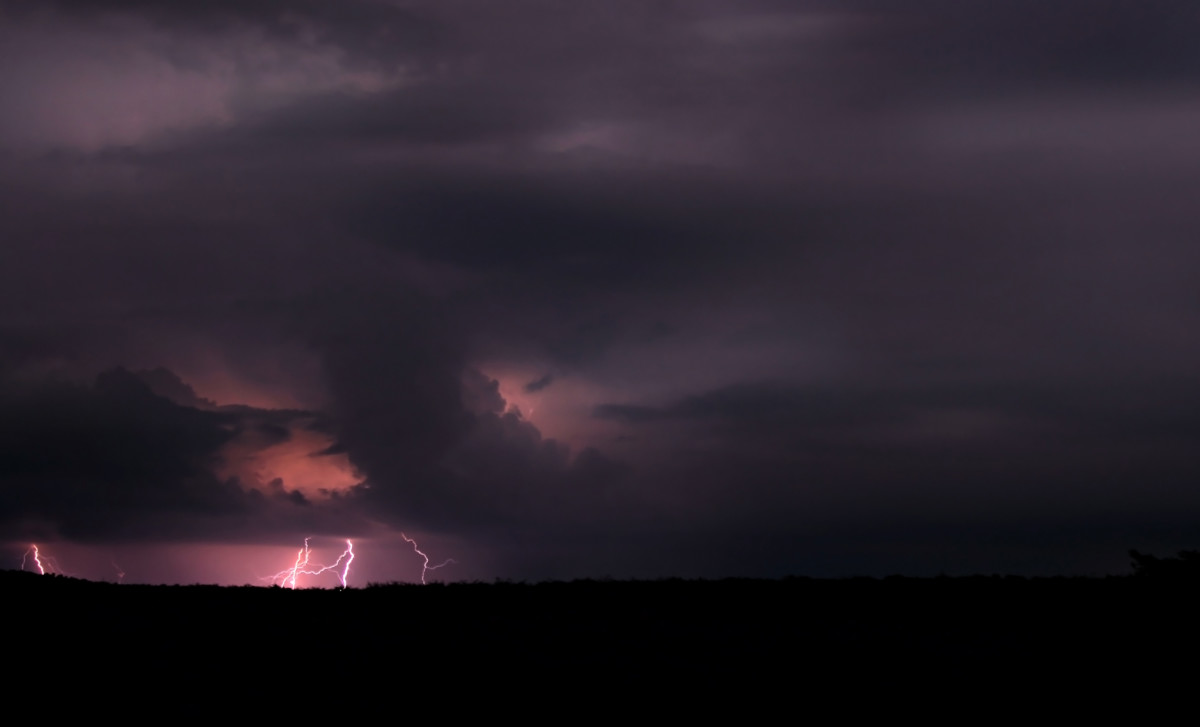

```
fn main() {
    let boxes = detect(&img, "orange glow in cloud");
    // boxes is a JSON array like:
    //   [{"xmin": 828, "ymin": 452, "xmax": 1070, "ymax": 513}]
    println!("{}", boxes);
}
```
[
  {"xmin": 478, "ymin": 364, "xmax": 620, "ymax": 453},
  {"xmin": 181, "ymin": 365, "xmax": 311, "ymax": 411},
  {"xmin": 154, "ymin": 342, "xmax": 326, "ymax": 411},
  {"xmin": 253, "ymin": 427, "xmax": 363, "ymax": 496},
  {"xmin": 218, "ymin": 424, "xmax": 363, "ymax": 498}
]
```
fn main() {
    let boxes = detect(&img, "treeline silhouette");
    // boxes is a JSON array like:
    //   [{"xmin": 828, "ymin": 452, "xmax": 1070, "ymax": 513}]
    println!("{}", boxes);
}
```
[
  {"xmin": 1129, "ymin": 549, "xmax": 1200, "ymax": 578},
  {"xmin": 5, "ymin": 553, "xmax": 1199, "ymax": 696}
]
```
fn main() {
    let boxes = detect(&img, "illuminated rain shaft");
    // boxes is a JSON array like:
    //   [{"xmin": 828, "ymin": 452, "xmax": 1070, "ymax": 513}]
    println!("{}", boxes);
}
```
[
  {"xmin": 266, "ymin": 538, "xmax": 355, "ymax": 590},
  {"xmin": 401, "ymin": 532, "xmax": 456, "ymax": 585}
]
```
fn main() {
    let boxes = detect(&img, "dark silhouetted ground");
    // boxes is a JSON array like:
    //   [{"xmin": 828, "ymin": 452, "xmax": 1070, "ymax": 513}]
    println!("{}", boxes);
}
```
[{"xmin": 5, "ymin": 558, "xmax": 1198, "ymax": 705}]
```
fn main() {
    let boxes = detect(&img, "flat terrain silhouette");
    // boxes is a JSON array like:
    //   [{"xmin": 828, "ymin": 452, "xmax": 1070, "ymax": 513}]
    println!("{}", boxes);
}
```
[{"xmin": 7, "ymin": 551, "xmax": 1200, "ymax": 699}]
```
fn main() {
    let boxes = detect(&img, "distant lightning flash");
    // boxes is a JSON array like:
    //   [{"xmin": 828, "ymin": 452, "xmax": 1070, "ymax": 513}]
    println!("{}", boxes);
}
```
[
  {"xmin": 112, "ymin": 561, "xmax": 126, "ymax": 584},
  {"xmin": 401, "ymin": 532, "xmax": 456, "ymax": 585},
  {"xmin": 265, "ymin": 538, "xmax": 355, "ymax": 589},
  {"xmin": 21, "ymin": 544, "xmax": 46, "ymax": 574},
  {"xmin": 20, "ymin": 544, "xmax": 63, "ymax": 575}
]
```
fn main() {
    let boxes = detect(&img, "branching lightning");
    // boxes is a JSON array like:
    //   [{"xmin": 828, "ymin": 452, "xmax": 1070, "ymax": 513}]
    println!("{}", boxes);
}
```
[
  {"xmin": 21, "ymin": 544, "xmax": 44, "ymax": 574},
  {"xmin": 19, "ymin": 536, "xmax": 452, "ymax": 586},
  {"xmin": 401, "ymin": 532, "xmax": 456, "ymax": 584},
  {"xmin": 264, "ymin": 538, "xmax": 355, "ymax": 589},
  {"xmin": 20, "ymin": 544, "xmax": 62, "ymax": 575}
]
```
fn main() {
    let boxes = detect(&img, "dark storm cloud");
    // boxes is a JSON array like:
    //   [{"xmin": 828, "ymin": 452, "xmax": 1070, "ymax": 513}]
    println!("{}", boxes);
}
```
[
  {"xmin": 0, "ymin": 368, "xmax": 238, "ymax": 539},
  {"xmin": 3, "ymin": 0, "xmax": 444, "ymax": 64},
  {"xmin": 135, "ymin": 366, "xmax": 217, "ymax": 409},
  {"xmin": 0, "ymin": 327, "xmax": 73, "ymax": 375},
  {"xmin": 340, "ymin": 165, "xmax": 783, "ymax": 278},
  {"xmin": 862, "ymin": 0, "xmax": 1200, "ymax": 90},
  {"xmin": 523, "ymin": 374, "xmax": 554, "ymax": 394},
  {"xmin": 243, "ymin": 80, "xmax": 560, "ymax": 146},
  {"xmin": 593, "ymin": 404, "xmax": 665, "ymax": 425},
  {"xmin": 2, "ymin": 0, "xmax": 1200, "ymax": 578},
  {"xmin": 290, "ymin": 288, "xmax": 633, "ymax": 539},
  {"xmin": 0, "ymin": 366, "xmax": 360, "ymax": 542},
  {"xmin": 597, "ymin": 377, "xmax": 1200, "ymax": 454},
  {"xmin": 584, "ymin": 376, "xmax": 1200, "ymax": 578}
]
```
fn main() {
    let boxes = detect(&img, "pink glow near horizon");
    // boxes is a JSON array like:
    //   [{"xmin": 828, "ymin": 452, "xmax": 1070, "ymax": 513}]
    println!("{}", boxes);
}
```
[{"xmin": 11, "ymin": 536, "xmax": 459, "ymax": 586}]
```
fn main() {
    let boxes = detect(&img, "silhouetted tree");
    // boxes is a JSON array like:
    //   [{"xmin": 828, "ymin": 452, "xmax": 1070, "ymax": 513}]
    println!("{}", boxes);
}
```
[{"xmin": 1129, "ymin": 550, "xmax": 1200, "ymax": 578}]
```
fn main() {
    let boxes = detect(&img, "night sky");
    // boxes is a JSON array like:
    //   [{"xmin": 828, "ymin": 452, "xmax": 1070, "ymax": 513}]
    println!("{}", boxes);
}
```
[{"xmin": 3, "ymin": 1, "xmax": 1199, "ymax": 585}]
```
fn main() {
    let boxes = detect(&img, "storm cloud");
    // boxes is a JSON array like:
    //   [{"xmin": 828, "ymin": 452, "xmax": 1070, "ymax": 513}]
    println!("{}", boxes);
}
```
[{"xmin": 1, "ymin": 0, "xmax": 1198, "ymax": 581}]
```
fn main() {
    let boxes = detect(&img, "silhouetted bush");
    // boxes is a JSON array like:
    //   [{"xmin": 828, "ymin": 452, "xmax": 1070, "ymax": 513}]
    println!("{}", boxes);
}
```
[{"xmin": 1129, "ymin": 549, "xmax": 1200, "ymax": 578}]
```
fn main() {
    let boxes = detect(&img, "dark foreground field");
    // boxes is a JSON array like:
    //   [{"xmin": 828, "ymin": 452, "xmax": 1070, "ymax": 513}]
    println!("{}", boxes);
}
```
[{"xmin": 5, "ymin": 568, "xmax": 1197, "ymax": 701}]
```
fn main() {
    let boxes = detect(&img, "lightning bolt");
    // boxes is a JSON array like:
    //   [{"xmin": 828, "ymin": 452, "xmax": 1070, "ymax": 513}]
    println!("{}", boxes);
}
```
[
  {"xmin": 264, "ymin": 538, "xmax": 355, "ymax": 590},
  {"xmin": 21, "ymin": 544, "xmax": 45, "ymax": 574},
  {"xmin": 112, "ymin": 561, "xmax": 126, "ymax": 584},
  {"xmin": 401, "ymin": 532, "xmax": 456, "ymax": 584},
  {"xmin": 20, "ymin": 544, "xmax": 61, "ymax": 575}
]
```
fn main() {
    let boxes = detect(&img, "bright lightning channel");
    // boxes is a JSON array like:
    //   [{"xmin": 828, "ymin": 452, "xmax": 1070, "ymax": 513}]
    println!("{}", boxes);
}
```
[
  {"xmin": 20, "ymin": 544, "xmax": 65, "ymax": 575},
  {"xmin": 265, "ymin": 538, "xmax": 355, "ymax": 590},
  {"xmin": 401, "ymin": 532, "xmax": 456, "ymax": 584},
  {"xmin": 21, "ymin": 544, "xmax": 46, "ymax": 574}
]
